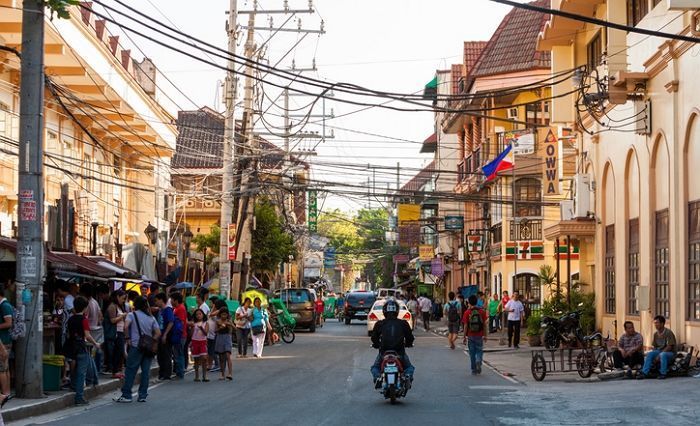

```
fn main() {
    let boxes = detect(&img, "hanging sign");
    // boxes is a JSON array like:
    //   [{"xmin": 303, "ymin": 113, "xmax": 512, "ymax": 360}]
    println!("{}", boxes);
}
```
[
  {"xmin": 444, "ymin": 215, "xmax": 464, "ymax": 230},
  {"xmin": 467, "ymin": 235, "xmax": 483, "ymax": 252},
  {"xmin": 308, "ymin": 191, "xmax": 318, "ymax": 232},
  {"xmin": 418, "ymin": 245, "xmax": 433, "ymax": 261},
  {"xmin": 227, "ymin": 223, "xmax": 237, "ymax": 261},
  {"xmin": 543, "ymin": 129, "xmax": 559, "ymax": 195}
]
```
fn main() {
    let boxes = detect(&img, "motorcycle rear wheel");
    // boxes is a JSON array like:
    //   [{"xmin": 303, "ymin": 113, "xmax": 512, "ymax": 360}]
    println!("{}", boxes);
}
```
[
  {"xmin": 544, "ymin": 329, "xmax": 559, "ymax": 350},
  {"xmin": 388, "ymin": 385, "xmax": 397, "ymax": 404},
  {"xmin": 576, "ymin": 353, "xmax": 594, "ymax": 378},
  {"xmin": 282, "ymin": 327, "xmax": 295, "ymax": 344}
]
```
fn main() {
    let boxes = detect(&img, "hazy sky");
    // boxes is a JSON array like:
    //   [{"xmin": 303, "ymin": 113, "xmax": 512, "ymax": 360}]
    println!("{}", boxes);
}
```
[{"xmin": 108, "ymin": 0, "xmax": 523, "ymax": 213}]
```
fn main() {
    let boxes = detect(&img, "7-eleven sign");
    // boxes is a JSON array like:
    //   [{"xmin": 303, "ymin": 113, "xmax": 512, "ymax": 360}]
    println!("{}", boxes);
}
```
[
  {"xmin": 506, "ymin": 241, "xmax": 544, "ymax": 260},
  {"xmin": 467, "ymin": 235, "xmax": 483, "ymax": 252}
]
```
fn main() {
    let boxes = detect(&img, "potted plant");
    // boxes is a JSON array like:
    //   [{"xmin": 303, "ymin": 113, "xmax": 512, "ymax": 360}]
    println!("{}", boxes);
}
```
[{"xmin": 526, "ymin": 312, "xmax": 542, "ymax": 347}]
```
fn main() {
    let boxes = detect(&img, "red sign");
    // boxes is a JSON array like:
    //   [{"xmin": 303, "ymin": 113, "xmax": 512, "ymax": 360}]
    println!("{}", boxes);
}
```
[
  {"xmin": 20, "ymin": 201, "xmax": 36, "ymax": 221},
  {"xmin": 227, "ymin": 223, "xmax": 237, "ymax": 261}
]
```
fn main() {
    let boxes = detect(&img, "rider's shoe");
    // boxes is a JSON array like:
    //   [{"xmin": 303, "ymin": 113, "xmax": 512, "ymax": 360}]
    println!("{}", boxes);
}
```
[{"xmin": 374, "ymin": 378, "xmax": 382, "ymax": 389}]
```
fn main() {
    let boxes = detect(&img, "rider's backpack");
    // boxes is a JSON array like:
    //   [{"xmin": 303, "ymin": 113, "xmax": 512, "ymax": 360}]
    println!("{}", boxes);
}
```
[
  {"xmin": 447, "ymin": 302, "xmax": 460, "ymax": 323},
  {"xmin": 468, "ymin": 308, "xmax": 484, "ymax": 333}
]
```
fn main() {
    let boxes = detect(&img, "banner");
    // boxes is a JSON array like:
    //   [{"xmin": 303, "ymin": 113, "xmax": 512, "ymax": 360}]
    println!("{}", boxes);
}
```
[
  {"xmin": 418, "ymin": 245, "xmax": 433, "ymax": 261},
  {"xmin": 398, "ymin": 204, "xmax": 420, "ymax": 225},
  {"xmin": 444, "ymin": 215, "xmax": 464, "ymax": 230},
  {"xmin": 430, "ymin": 258, "xmax": 444, "ymax": 277},
  {"xmin": 398, "ymin": 224, "xmax": 420, "ymax": 248},
  {"xmin": 505, "ymin": 129, "xmax": 535, "ymax": 154},
  {"xmin": 505, "ymin": 241, "xmax": 544, "ymax": 260},
  {"xmin": 393, "ymin": 254, "xmax": 410, "ymax": 264},
  {"xmin": 543, "ymin": 129, "xmax": 559, "ymax": 195},
  {"xmin": 227, "ymin": 223, "xmax": 237, "ymax": 261},
  {"xmin": 467, "ymin": 235, "xmax": 483, "ymax": 252}
]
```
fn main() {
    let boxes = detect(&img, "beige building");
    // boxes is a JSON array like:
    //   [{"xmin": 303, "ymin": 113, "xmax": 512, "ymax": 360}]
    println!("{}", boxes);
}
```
[
  {"xmin": 540, "ymin": 0, "xmax": 700, "ymax": 346},
  {"xmin": 0, "ymin": 3, "xmax": 175, "ymax": 271}
]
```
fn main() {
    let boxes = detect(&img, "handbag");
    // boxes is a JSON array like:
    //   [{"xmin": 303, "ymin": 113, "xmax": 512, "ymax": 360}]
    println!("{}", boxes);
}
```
[
  {"xmin": 133, "ymin": 312, "xmax": 158, "ymax": 357},
  {"xmin": 251, "ymin": 325, "xmax": 264, "ymax": 335}
]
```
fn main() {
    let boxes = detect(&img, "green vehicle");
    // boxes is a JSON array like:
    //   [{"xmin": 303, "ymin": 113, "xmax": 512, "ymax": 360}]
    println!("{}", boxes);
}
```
[{"xmin": 268, "ymin": 298, "xmax": 296, "ymax": 343}]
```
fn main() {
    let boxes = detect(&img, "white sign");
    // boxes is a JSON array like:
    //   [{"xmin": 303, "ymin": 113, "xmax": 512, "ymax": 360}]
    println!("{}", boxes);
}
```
[{"xmin": 20, "ymin": 256, "xmax": 36, "ymax": 277}]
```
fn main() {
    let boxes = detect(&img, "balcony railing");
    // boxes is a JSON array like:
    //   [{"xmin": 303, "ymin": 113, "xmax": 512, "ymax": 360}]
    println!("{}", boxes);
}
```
[{"xmin": 509, "ymin": 219, "xmax": 543, "ymax": 241}]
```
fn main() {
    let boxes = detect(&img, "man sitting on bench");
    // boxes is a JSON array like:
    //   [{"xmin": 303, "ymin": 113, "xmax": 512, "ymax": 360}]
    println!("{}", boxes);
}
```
[
  {"xmin": 612, "ymin": 321, "xmax": 643, "ymax": 377},
  {"xmin": 638, "ymin": 315, "xmax": 677, "ymax": 380}
]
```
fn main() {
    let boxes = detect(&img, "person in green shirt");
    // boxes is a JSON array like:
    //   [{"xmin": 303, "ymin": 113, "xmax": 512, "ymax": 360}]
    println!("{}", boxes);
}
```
[{"xmin": 487, "ymin": 293, "xmax": 501, "ymax": 333}]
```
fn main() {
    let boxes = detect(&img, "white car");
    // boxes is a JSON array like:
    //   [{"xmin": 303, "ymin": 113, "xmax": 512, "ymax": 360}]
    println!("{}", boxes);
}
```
[{"xmin": 367, "ymin": 299, "xmax": 413, "ymax": 336}]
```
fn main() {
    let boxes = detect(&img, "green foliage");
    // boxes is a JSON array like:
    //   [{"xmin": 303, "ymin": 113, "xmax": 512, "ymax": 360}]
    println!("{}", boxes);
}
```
[
  {"xmin": 191, "ymin": 225, "xmax": 220, "ymax": 254},
  {"xmin": 526, "ymin": 312, "xmax": 542, "ymax": 336},
  {"xmin": 541, "ymin": 281, "xmax": 596, "ymax": 335},
  {"xmin": 251, "ymin": 200, "xmax": 296, "ymax": 274},
  {"xmin": 45, "ymin": 0, "xmax": 79, "ymax": 20},
  {"xmin": 317, "ymin": 209, "xmax": 362, "ymax": 255}
]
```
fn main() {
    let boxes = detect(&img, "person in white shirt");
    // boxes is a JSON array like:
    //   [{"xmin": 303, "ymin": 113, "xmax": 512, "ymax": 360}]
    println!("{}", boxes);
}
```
[
  {"xmin": 196, "ymin": 290, "xmax": 211, "ymax": 317},
  {"xmin": 504, "ymin": 290, "xmax": 525, "ymax": 349},
  {"xmin": 417, "ymin": 295, "xmax": 432, "ymax": 331}
]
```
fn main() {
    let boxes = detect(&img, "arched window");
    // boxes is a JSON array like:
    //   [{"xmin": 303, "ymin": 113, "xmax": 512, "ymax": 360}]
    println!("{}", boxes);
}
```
[
  {"xmin": 514, "ymin": 178, "xmax": 542, "ymax": 217},
  {"xmin": 513, "ymin": 273, "xmax": 541, "ymax": 302}
]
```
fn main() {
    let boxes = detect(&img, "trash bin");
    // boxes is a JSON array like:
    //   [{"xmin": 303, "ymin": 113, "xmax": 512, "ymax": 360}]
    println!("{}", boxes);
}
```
[{"xmin": 42, "ymin": 354, "xmax": 64, "ymax": 392}]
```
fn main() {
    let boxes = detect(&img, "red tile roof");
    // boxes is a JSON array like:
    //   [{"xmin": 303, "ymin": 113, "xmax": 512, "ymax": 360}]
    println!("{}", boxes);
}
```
[
  {"xmin": 470, "ymin": 0, "xmax": 551, "ymax": 78},
  {"xmin": 400, "ymin": 160, "xmax": 436, "ymax": 192},
  {"xmin": 450, "ymin": 64, "xmax": 463, "ymax": 96},
  {"xmin": 463, "ymin": 41, "xmax": 488, "ymax": 75}
]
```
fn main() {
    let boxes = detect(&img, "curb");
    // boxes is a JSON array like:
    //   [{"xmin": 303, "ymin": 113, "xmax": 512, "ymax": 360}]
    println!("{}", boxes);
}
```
[{"xmin": 3, "ymin": 366, "xmax": 161, "ymax": 423}]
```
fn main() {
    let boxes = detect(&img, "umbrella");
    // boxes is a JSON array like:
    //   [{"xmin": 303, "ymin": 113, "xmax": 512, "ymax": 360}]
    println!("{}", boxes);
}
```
[
  {"xmin": 164, "ymin": 267, "xmax": 181, "ymax": 285},
  {"xmin": 202, "ymin": 278, "xmax": 215, "ymax": 289},
  {"xmin": 175, "ymin": 281, "xmax": 194, "ymax": 289}
]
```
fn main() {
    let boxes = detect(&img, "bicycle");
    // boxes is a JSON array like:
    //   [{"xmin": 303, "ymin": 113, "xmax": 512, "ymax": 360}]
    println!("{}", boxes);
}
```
[{"xmin": 576, "ymin": 332, "xmax": 615, "ymax": 378}]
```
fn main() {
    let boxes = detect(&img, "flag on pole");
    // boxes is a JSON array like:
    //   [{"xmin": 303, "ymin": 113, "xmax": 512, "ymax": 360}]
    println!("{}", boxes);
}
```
[{"xmin": 481, "ymin": 144, "xmax": 514, "ymax": 181}]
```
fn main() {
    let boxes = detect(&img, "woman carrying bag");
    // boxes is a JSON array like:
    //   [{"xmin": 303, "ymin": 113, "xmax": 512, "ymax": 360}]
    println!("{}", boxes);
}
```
[{"xmin": 250, "ymin": 298, "xmax": 271, "ymax": 358}]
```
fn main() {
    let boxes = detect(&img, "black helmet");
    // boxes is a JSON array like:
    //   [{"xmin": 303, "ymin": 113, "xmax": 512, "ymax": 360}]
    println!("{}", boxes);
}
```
[{"xmin": 382, "ymin": 299, "xmax": 399, "ymax": 319}]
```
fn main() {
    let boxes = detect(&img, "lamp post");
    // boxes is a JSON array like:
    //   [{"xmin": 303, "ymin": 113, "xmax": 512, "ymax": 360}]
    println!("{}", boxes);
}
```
[
  {"xmin": 182, "ymin": 229, "xmax": 193, "ymax": 282},
  {"xmin": 144, "ymin": 222, "xmax": 158, "ymax": 276},
  {"xmin": 287, "ymin": 254, "xmax": 294, "ymax": 288},
  {"xmin": 90, "ymin": 221, "xmax": 99, "ymax": 256}
]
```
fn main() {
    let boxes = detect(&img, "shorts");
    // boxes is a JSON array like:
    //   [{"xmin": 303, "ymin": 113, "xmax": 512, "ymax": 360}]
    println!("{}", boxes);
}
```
[
  {"xmin": 0, "ymin": 343, "xmax": 11, "ymax": 372},
  {"xmin": 191, "ymin": 340, "xmax": 208, "ymax": 358},
  {"xmin": 207, "ymin": 338, "xmax": 216, "ymax": 357},
  {"xmin": 447, "ymin": 321, "xmax": 460, "ymax": 334}
]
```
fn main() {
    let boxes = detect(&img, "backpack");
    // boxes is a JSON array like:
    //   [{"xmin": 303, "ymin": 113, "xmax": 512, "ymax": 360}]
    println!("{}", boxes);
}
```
[
  {"xmin": 468, "ymin": 308, "xmax": 484, "ymax": 333},
  {"xmin": 1, "ymin": 300, "xmax": 24, "ymax": 341},
  {"xmin": 447, "ymin": 301, "xmax": 460, "ymax": 323}
]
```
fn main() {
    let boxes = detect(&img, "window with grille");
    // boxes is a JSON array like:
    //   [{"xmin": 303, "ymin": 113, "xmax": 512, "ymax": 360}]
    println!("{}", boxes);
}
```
[
  {"xmin": 689, "ymin": 201, "xmax": 700, "ymax": 321},
  {"xmin": 627, "ymin": 0, "xmax": 649, "ymax": 27},
  {"xmin": 605, "ymin": 225, "xmax": 616, "ymax": 314},
  {"xmin": 655, "ymin": 209, "xmax": 670, "ymax": 319},
  {"xmin": 587, "ymin": 32, "xmax": 603, "ymax": 71},
  {"xmin": 514, "ymin": 273, "xmax": 541, "ymax": 301},
  {"xmin": 491, "ymin": 223, "xmax": 502, "ymax": 244},
  {"xmin": 473, "ymin": 148, "xmax": 481, "ymax": 171},
  {"xmin": 514, "ymin": 178, "xmax": 542, "ymax": 217},
  {"xmin": 628, "ymin": 218, "xmax": 640, "ymax": 315}
]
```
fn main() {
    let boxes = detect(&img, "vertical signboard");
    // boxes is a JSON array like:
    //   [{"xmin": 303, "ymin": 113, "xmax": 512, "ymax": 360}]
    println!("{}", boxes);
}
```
[
  {"xmin": 543, "ymin": 129, "xmax": 559, "ymax": 195},
  {"xmin": 308, "ymin": 190, "xmax": 318, "ymax": 232},
  {"xmin": 227, "ymin": 223, "xmax": 237, "ymax": 261}
]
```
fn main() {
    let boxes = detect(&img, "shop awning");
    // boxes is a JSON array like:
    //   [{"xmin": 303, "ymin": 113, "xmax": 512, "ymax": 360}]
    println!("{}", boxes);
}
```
[
  {"xmin": 50, "ymin": 252, "xmax": 114, "ymax": 277},
  {"xmin": 423, "ymin": 76, "xmax": 438, "ymax": 99},
  {"xmin": 85, "ymin": 256, "xmax": 140, "ymax": 278}
]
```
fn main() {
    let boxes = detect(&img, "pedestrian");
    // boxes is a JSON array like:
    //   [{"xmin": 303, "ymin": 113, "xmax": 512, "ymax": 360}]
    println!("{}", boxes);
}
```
[
  {"xmin": 114, "ymin": 296, "xmax": 160, "ymax": 403},
  {"xmin": 418, "ymin": 294, "xmax": 432, "ymax": 331},
  {"xmin": 214, "ymin": 309, "xmax": 233, "ymax": 381},
  {"xmin": 170, "ymin": 292, "xmax": 187, "ymax": 379},
  {"xmin": 315, "ymin": 296, "xmax": 324, "ymax": 327},
  {"xmin": 406, "ymin": 296, "xmax": 418, "ymax": 330},
  {"xmin": 476, "ymin": 291, "xmax": 485, "ymax": 308},
  {"xmin": 250, "ymin": 297, "xmax": 271, "ymax": 358},
  {"xmin": 207, "ymin": 298, "xmax": 223, "ymax": 371},
  {"xmin": 197, "ymin": 289, "xmax": 210, "ymax": 317},
  {"xmin": 106, "ymin": 290, "xmax": 128, "ymax": 378},
  {"xmin": 65, "ymin": 296, "xmax": 99, "ymax": 405},
  {"xmin": 235, "ymin": 298, "xmax": 252, "ymax": 358},
  {"xmin": 500, "ymin": 290, "xmax": 510, "ymax": 333},
  {"xmin": 0, "ymin": 288, "xmax": 13, "ymax": 402},
  {"xmin": 443, "ymin": 292, "xmax": 462, "ymax": 350},
  {"xmin": 504, "ymin": 290, "xmax": 525, "ymax": 349},
  {"xmin": 190, "ymin": 309, "xmax": 209, "ymax": 382},
  {"xmin": 488, "ymin": 293, "xmax": 501, "ymax": 333},
  {"xmin": 153, "ymin": 293, "xmax": 174, "ymax": 381},
  {"xmin": 80, "ymin": 283, "xmax": 101, "ymax": 384},
  {"xmin": 462, "ymin": 295, "xmax": 488, "ymax": 375}
]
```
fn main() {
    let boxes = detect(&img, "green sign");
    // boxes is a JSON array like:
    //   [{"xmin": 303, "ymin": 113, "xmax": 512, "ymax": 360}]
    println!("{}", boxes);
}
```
[{"xmin": 308, "ymin": 191, "xmax": 318, "ymax": 232}]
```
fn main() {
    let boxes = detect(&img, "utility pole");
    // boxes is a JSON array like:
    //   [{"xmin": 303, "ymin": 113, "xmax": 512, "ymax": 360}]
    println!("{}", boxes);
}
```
[
  {"xmin": 219, "ymin": 0, "xmax": 238, "ymax": 300},
  {"xmin": 15, "ymin": 0, "xmax": 45, "ymax": 398}
]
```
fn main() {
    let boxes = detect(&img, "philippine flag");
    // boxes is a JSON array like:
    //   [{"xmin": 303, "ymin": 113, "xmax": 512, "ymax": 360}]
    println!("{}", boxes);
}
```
[{"xmin": 481, "ymin": 144, "xmax": 514, "ymax": 181}]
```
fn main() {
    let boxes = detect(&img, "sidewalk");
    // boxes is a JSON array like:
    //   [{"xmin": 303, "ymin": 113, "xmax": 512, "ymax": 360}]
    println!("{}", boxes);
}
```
[{"xmin": 2, "ymin": 366, "xmax": 160, "ymax": 423}]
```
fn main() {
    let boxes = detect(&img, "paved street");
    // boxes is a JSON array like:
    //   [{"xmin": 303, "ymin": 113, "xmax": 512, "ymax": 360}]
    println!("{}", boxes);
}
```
[{"xmin": 12, "ymin": 321, "xmax": 700, "ymax": 425}]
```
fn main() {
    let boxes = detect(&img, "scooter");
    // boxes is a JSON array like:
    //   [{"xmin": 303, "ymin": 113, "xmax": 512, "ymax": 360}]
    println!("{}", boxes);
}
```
[
  {"xmin": 377, "ymin": 351, "xmax": 411, "ymax": 404},
  {"xmin": 542, "ymin": 309, "xmax": 585, "ymax": 350}
]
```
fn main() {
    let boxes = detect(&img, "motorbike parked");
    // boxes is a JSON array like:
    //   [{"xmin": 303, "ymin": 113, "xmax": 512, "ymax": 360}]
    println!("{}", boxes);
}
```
[
  {"xmin": 542, "ymin": 309, "xmax": 585, "ymax": 350},
  {"xmin": 377, "ymin": 350, "xmax": 411, "ymax": 404}
]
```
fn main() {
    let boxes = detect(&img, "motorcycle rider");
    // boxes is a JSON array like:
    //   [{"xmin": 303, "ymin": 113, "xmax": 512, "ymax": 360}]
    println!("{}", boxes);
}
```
[{"xmin": 370, "ymin": 299, "xmax": 415, "ymax": 389}]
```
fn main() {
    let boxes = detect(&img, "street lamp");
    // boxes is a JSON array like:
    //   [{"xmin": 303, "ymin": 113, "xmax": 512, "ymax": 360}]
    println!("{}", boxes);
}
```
[
  {"xmin": 182, "ymin": 229, "xmax": 193, "ymax": 282},
  {"xmin": 144, "ymin": 222, "xmax": 158, "ymax": 245},
  {"xmin": 90, "ymin": 221, "xmax": 99, "ymax": 256}
]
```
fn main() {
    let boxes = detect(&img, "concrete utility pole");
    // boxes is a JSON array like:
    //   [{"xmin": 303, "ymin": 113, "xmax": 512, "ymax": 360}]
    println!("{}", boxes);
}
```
[
  {"xmin": 15, "ymin": 0, "xmax": 45, "ymax": 398},
  {"xmin": 219, "ymin": 0, "xmax": 238, "ymax": 299}
]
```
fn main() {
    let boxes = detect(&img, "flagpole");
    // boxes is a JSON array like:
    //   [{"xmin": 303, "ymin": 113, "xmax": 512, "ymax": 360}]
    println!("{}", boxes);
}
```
[{"xmin": 512, "ymin": 145, "xmax": 517, "ymax": 293}]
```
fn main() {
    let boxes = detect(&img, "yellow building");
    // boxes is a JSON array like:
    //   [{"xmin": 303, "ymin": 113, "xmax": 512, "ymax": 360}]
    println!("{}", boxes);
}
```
[
  {"xmin": 539, "ymin": 0, "xmax": 700, "ymax": 347},
  {"xmin": 0, "ymin": 3, "xmax": 175, "ymax": 269},
  {"xmin": 442, "ymin": 0, "xmax": 579, "ymax": 302}
]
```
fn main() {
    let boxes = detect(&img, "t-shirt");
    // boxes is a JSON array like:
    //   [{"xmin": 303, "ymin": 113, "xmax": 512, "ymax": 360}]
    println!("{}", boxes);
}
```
[
  {"xmin": 443, "ymin": 301, "xmax": 461, "ymax": 323},
  {"xmin": 476, "ymin": 298, "xmax": 484, "ymax": 308},
  {"xmin": 207, "ymin": 315, "xmax": 217, "ymax": 340},
  {"xmin": 64, "ymin": 294, "xmax": 75, "ymax": 312},
  {"xmin": 86, "ymin": 298, "xmax": 101, "ymax": 330},
  {"xmin": 174, "ymin": 304, "xmax": 187, "ymax": 338},
  {"xmin": 160, "ymin": 306, "xmax": 175, "ymax": 333},
  {"xmin": 418, "ymin": 297, "xmax": 432, "ymax": 313},
  {"xmin": 501, "ymin": 295, "xmax": 510, "ymax": 308},
  {"xmin": 67, "ymin": 314, "xmax": 89, "ymax": 340},
  {"xmin": 652, "ymin": 328, "xmax": 677, "ymax": 352},
  {"xmin": 235, "ymin": 306, "xmax": 251, "ymax": 329},
  {"xmin": 126, "ymin": 311, "xmax": 159, "ymax": 348},
  {"xmin": 251, "ymin": 307, "xmax": 269, "ymax": 329},
  {"xmin": 618, "ymin": 332, "xmax": 643, "ymax": 353},
  {"xmin": 488, "ymin": 299, "xmax": 500, "ymax": 316},
  {"xmin": 199, "ymin": 302, "xmax": 210, "ymax": 316},
  {"xmin": 0, "ymin": 299, "xmax": 13, "ymax": 345},
  {"xmin": 462, "ymin": 307, "xmax": 488, "ymax": 337},
  {"xmin": 505, "ymin": 299, "xmax": 524, "ymax": 321},
  {"xmin": 192, "ymin": 321, "xmax": 207, "ymax": 341},
  {"xmin": 407, "ymin": 300, "xmax": 418, "ymax": 314}
]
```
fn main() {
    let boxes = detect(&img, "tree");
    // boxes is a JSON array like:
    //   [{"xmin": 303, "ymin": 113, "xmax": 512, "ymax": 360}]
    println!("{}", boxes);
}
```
[
  {"xmin": 317, "ymin": 209, "xmax": 362, "ymax": 257},
  {"xmin": 191, "ymin": 225, "xmax": 220, "ymax": 255},
  {"xmin": 252, "ymin": 200, "xmax": 296, "ymax": 278},
  {"xmin": 46, "ymin": 0, "xmax": 79, "ymax": 19}
]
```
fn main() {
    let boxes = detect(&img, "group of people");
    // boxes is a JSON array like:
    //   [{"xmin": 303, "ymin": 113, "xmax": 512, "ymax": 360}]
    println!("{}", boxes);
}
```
[
  {"xmin": 612, "ymin": 315, "xmax": 678, "ymax": 379},
  {"xmin": 51, "ymin": 281, "xmax": 276, "ymax": 406}
]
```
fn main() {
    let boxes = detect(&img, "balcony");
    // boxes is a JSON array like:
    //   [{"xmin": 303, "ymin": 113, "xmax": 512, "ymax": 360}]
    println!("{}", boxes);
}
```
[{"xmin": 509, "ymin": 219, "xmax": 543, "ymax": 241}]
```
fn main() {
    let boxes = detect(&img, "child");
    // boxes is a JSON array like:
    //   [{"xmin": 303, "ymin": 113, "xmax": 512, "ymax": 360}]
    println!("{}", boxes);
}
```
[
  {"xmin": 214, "ymin": 309, "xmax": 234, "ymax": 381},
  {"xmin": 190, "ymin": 309, "xmax": 209, "ymax": 382},
  {"xmin": 65, "ymin": 296, "xmax": 99, "ymax": 405}
]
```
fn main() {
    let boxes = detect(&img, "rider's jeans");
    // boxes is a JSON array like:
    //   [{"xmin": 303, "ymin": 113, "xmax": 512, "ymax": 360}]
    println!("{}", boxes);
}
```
[
  {"xmin": 642, "ymin": 350, "xmax": 675, "ymax": 376},
  {"xmin": 370, "ymin": 351, "xmax": 415, "ymax": 380},
  {"xmin": 467, "ymin": 336, "xmax": 484, "ymax": 373}
]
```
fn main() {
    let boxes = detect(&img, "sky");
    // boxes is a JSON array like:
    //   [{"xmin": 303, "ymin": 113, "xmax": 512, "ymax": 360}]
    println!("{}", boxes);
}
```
[{"xmin": 105, "ymin": 0, "xmax": 525, "ymax": 213}]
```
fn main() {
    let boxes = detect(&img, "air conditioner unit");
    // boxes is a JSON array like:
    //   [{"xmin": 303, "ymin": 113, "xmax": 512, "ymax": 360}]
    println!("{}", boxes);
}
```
[
  {"xmin": 574, "ymin": 174, "xmax": 592, "ymax": 218},
  {"xmin": 667, "ymin": 0, "xmax": 700, "ymax": 10},
  {"xmin": 507, "ymin": 107, "xmax": 518, "ymax": 120},
  {"xmin": 560, "ymin": 200, "xmax": 574, "ymax": 221}
]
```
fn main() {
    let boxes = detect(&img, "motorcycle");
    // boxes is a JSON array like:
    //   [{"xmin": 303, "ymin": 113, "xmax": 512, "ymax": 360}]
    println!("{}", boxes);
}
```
[
  {"xmin": 377, "ymin": 350, "xmax": 411, "ymax": 404},
  {"xmin": 542, "ymin": 309, "xmax": 585, "ymax": 350}
]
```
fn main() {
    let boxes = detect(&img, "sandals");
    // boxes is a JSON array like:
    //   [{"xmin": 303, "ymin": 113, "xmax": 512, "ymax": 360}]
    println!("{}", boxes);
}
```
[
  {"xmin": 194, "ymin": 378, "xmax": 201, "ymax": 382},
  {"xmin": 226, "ymin": 376, "xmax": 232, "ymax": 381},
  {"xmin": 202, "ymin": 378, "xmax": 210, "ymax": 382},
  {"xmin": 1, "ymin": 394, "xmax": 13, "ymax": 408}
]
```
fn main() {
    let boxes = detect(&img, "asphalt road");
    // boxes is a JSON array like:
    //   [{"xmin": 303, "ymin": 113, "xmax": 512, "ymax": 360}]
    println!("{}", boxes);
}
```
[{"xmin": 14, "ymin": 320, "xmax": 700, "ymax": 425}]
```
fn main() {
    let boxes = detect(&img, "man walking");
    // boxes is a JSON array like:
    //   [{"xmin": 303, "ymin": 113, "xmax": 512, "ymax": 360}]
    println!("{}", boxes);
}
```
[
  {"xmin": 154, "ymin": 293, "xmax": 174, "ymax": 381},
  {"xmin": 487, "ymin": 293, "xmax": 501, "ymax": 333},
  {"xmin": 462, "ymin": 295, "xmax": 487, "ymax": 375},
  {"xmin": 418, "ymin": 294, "xmax": 432, "ymax": 331},
  {"xmin": 504, "ymin": 290, "xmax": 524, "ymax": 349},
  {"xmin": 170, "ymin": 292, "xmax": 187, "ymax": 379},
  {"xmin": 443, "ymin": 292, "xmax": 462, "ymax": 350}
]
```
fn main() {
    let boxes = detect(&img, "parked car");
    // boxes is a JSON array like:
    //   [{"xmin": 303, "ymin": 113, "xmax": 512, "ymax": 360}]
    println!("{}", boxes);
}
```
[
  {"xmin": 367, "ymin": 299, "xmax": 412, "ymax": 336},
  {"xmin": 344, "ymin": 291, "xmax": 376, "ymax": 325},
  {"xmin": 375, "ymin": 288, "xmax": 403, "ymax": 299},
  {"xmin": 274, "ymin": 288, "xmax": 318, "ymax": 332}
]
